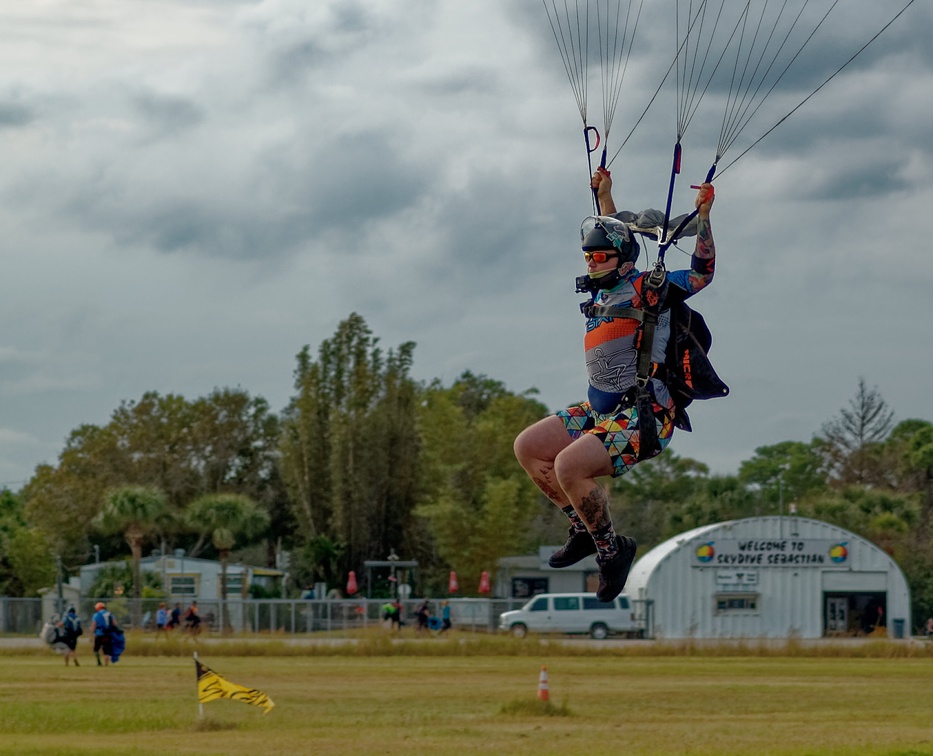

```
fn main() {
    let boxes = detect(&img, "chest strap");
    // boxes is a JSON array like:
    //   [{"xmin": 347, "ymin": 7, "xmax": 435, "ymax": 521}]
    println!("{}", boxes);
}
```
[{"xmin": 580, "ymin": 303, "xmax": 657, "ymax": 323}]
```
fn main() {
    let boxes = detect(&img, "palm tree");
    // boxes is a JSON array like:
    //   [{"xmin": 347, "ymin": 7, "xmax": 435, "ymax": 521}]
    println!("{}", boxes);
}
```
[
  {"xmin": 97, "ymin": 486, "xmax": 168, "ymax": 624},
  {"xmin": 186, "ymin": 493, "xmax": 270, "ymax": 632}
]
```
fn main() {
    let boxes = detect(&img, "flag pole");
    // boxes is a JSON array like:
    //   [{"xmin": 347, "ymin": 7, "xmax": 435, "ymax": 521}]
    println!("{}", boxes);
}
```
[{"xmin": 194, "ymin": 651, "xmax": 204, "ymax": 720}]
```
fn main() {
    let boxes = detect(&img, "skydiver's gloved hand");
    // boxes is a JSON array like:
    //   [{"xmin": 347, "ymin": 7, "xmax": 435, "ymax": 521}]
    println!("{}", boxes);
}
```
[
  {"xmin": 590, "ymin": 167, "xmax": 616, "ymax": 215},
  {"xmin": 695, "ymin": 182, "xmax": 715, "ymax": 219}
]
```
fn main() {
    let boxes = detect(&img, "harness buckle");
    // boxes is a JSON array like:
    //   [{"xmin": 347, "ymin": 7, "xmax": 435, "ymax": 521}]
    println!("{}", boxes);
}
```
[{"xmin": 647, "ymin": 261, "xmax": 667, "ymax": 289}]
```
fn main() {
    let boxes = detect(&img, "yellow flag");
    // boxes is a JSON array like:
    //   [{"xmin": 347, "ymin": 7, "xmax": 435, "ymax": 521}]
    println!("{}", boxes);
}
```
[{"xmin": 195, "ymin": 659, "xmax": 274, "ymax": 714}]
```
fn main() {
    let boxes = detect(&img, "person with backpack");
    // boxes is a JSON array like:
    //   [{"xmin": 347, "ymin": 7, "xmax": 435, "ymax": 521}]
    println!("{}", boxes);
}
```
[
  {"xmin": 513, "ymin": 170, "xmax": 717, "ymax": 603},
  {"xmin": 61, "ymin": 606, "xmax": 83, "ymax": 666},
  {"xmin": 91, "ymin": 601, "xmax": 115, "ymax": 666}
]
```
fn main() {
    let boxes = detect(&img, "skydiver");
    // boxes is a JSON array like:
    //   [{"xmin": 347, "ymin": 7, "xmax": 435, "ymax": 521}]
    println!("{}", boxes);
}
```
[{"xmin": 513, "ymin": 170, "xmax": 716, "ymax": 602}]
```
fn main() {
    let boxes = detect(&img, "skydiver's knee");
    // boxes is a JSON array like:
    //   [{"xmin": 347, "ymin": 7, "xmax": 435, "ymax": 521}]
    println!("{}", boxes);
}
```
[
  {"xmin": 514, "ymin": 419, "xmax": 561, "ymax": 467},
  {"xmin": 513, "ymin": 428, "xmax": 535, "ymax": 466},
  {"xmin": 552, "ymin": 448, "xmax": 580, "ymax": 490},
  {"xmin": 554, "ymin": 436, "xmax": 612, "ymax": 486}
]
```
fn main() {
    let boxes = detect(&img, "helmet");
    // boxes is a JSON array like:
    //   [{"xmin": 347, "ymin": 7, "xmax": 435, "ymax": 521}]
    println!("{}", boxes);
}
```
[
  {"xmin": 95, "ymin": 602, "xmax": 105, "ymax": 610},
  {"xmin": 581, "ymin": 216, "xmax": 639, "ymax": 263}
]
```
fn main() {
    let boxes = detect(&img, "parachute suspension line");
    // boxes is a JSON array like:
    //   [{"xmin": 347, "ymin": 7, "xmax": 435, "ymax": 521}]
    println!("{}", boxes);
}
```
[
  {"xmin": 676, "ymin": 0, "xmax": 750, "ymax": 148},
  {"xmin": 606, "ymin": 50, "xmax": 674, "ymax": 168},
  {"xmin": 717, "ymin": 0, "xmax": 838, "ymax": 163},
  {"xmin": 543, "ymin": 0, "xmax": 590, "ymax": 125},
  {"xmin": 661, "ymin": 0, "xmax": 730, "ymax": 261},
  {"xmin": 716, "ymin": 0, "xmax": 919, "ymax": 178},
  {"xmin": 606, "ymin": 0, "xmax": 714, "ymax": 168},
  {"xmin": 600, "ymin": 0, "xmax": 644, "ymax": 147},
  {"xmin": 677, "ymin": 0, "xmax": 721, "ymax": 141},
  {"xmin": 543, "ymin": 0, "xmax": 599, "ymax": 209},
  {"xmin": 716, "ymin": 0, "xmax": 771, "ymax": 159}
]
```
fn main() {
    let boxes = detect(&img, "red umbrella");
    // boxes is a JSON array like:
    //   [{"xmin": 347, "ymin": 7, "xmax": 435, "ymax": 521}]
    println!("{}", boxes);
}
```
[
  {"xmin": 478, "ymin": 570, "xmax": 491, "ymax": 594},
  {"xmin": 346, "ymin": 570, "xmax": 358, "ymax": 596},
  {"xmin": 448, "ymin": 571, "xmax": 459, "ymax": 594}
]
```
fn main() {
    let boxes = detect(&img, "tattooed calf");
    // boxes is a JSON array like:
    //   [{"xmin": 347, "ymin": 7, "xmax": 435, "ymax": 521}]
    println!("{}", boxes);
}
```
[
  {"xmin": 578, "ymin": 487, "xmax": 611, "ymax": 530},
  {"xmin": 533, "ymin": 476, "xmax": 567, "ymax": 506}
]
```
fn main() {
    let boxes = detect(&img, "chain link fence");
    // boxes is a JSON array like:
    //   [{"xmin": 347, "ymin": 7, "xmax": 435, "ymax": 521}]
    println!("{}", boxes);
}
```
[{"xmin": 2, "ymin": 596, "xmax": 654, "ymax": 637}]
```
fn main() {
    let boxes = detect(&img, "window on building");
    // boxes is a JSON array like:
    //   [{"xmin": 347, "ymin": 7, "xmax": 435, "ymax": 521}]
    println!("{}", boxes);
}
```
[
  {"xmin": 225, "ymin": 573, "xmax": 243, "ymax": 595},
  {"xmin": 170, "ymin": 576, "xmax": 198, "ymax": 596},
  {"xmin": 512, "ymin": 577, "xmax": 549, "ymax": 599},
  {"xmin": 714, "ymin": 593, "xmax": 759, "ymax": 614},
  {"xmin": 554, "ymin": 596, "xmax": 580, "ymax": 611}
]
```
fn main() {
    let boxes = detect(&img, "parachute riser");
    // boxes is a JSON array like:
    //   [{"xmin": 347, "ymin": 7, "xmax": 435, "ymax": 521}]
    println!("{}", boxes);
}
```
[
  {"xmin": 658, "ymin": 160, "xmax": 717, "ymax": 261},
  {"xmin": 584, "ymin": 125, "xmax": 607, "ymax": 214},
  {"xmin": 657, "ymin": 141, "xmax": 682, "ymax": 265}
]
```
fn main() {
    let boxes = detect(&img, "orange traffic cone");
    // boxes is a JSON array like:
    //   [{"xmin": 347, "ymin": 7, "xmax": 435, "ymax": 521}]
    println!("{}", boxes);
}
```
[{"xmin": 537, "ymin": 665, "xmax": 550, "ymax": 702}]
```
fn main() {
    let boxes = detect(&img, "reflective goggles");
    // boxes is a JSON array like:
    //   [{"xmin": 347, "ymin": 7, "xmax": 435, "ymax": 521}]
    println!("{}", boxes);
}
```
[{"xmin": 582, "ymin": 250, "xmax": 619, "ymax": 263}]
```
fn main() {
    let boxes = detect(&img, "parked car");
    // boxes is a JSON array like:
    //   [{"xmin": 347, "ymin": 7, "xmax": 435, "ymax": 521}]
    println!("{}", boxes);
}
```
[{"xmin": 498, "ymin": 592, "xmax": 641, "ymax": 640}]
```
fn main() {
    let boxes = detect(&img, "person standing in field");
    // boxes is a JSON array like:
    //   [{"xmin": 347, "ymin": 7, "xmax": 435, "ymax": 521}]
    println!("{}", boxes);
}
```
[
  {"xmin": 91, "ymin": 601, "xmax": 114, "ymax": 666},
  {"xmin": 61, "ymin": 606, "xmax": 82, "ymax": 666},
  {"xmin": 440, "ymin": 601, "xmax": 452, "ymax": 635}
]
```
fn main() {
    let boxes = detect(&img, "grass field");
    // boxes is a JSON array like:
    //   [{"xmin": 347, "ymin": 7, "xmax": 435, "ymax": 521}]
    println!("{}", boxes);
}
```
[{"xmin": 3, "ymin": 635, "xmax": 933, "ymax": 756}]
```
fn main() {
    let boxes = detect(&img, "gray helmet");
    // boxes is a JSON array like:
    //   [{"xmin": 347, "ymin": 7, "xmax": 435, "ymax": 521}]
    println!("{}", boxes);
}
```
[{"xmin": 580, "ymin": 215, "xmax": 639, "ymax": 263}]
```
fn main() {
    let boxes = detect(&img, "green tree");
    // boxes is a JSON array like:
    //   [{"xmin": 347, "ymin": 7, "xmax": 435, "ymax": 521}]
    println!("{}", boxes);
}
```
[
  {"xmin": 22, "ymin": 424, "xmax": 123, "ymax": 565},
  {"xmin": 738, "ymin": 440, "xmax": 828, "ymax": 510},
  {"xmin": 879, "ymin": 420, "xmax": 933, "ymax": 624},
  {"xmin": 87, "ymin": 561, "xmax": 163, "ymax": 600},
  {"xmin": 818, "ymin": 378, "xmax": 895, "ymax": 487},
  {"xmin": 22, "ymin": 388, "xmax": 287, "ymax": 568},
  {"xmin": 186, "ymin": 493, "xmax": 270, "ymax": 630},
  {"xmin": 96, "ymin": 486, "xmax": 169, "ymax": 615},
  {"xmin": 611, "ymin": 450, "xmax": 711, "ymax": 547},
  {"xmin": 188, "ymin": 389, "xmax": 291, "ymax": 564},
  {"xmin": 5, "ymin": 528, "xmax": 56, "ymax": 597},
  {"xmin": 279, "ymin": 313, "xmax": 422, "ymax": 584},
  {"xmin": 415, "ymin": 377, "xmax": 548, "ymax": 594},
  {"xmin": 889, "ymin": 421, "xmax": 933, "ymax": 531}
]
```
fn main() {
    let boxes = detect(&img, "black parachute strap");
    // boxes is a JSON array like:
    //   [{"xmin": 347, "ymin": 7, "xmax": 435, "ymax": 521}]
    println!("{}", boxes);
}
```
[
  {"xmin": 633, "ymin": 262, "xmax": 668, "ymax": 461},
  {"xmin": 580, "ymin": 303, "xmax": 653, "ymax": 322},
  {"xmin": 635, "ymin": 262, "xmax": 668, "ymax": 388}
]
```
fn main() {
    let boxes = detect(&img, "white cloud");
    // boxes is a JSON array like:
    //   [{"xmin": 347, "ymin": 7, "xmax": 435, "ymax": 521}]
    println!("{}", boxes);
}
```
[{"xmin": 0, "ymin": 0, "xmax": 931, "ymax": 486}]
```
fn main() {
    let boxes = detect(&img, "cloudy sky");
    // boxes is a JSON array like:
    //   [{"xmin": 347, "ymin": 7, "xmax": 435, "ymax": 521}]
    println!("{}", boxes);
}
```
[{"xmin": 1, "ymin": 0, "xmax": 931, "ymax": 488}]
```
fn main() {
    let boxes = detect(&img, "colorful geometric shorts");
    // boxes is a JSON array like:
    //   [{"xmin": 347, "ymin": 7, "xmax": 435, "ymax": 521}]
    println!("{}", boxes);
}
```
[{"xmin": 555, "ymin": 399, "xmax": 675, "ymax": 478}]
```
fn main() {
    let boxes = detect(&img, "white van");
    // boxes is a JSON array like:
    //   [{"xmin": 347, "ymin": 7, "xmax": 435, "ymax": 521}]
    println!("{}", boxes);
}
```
[{"xmin": 498, "ymin": 592, "xmax": 641, "ymax": 640}]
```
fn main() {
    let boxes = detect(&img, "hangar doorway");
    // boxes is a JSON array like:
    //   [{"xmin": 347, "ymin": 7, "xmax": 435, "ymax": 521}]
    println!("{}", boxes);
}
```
[{"xmin": 823, "ymin": 592, "xmax": 887, "ymax": 637}]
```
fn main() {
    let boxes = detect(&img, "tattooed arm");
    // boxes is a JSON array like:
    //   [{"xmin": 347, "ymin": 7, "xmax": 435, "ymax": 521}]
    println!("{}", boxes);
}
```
[{"xmin": 685, "ymin": 182, "xmax": 715, "ymax": 294}]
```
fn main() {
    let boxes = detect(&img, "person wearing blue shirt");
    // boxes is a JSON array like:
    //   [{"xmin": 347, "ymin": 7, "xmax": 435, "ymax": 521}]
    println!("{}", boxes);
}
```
[{"xmin": 91, "ymin": 601, "xmax": 114, "ymax": 666}]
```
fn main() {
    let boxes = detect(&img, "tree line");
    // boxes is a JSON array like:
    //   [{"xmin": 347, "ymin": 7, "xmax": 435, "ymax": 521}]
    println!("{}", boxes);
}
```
[{"xmin": 2, "ymin": 313, "xmax": 932, "ymax": 627}]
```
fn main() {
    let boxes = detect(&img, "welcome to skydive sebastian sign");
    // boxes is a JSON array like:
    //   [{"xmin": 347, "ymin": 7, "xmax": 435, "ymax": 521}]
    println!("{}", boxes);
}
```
[{"xmin": 692, "ymin": 539, "xmax": 850, "ymax": 568}]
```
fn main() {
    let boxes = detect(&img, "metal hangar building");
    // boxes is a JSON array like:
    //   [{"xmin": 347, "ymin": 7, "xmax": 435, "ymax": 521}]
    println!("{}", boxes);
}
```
[{"xmin": 625, "ymin": 516, "xmax": 911, "ymax": 640}]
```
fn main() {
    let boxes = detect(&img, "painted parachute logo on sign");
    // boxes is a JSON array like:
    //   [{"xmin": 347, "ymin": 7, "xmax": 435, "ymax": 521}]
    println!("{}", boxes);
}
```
[
  {"xmin": 829, "ymin": 543, "xmax": 848, "ymax": 564},
  {"xmin": 695, "ymin": 542, "xmax": 715, "ymax": 563}
]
